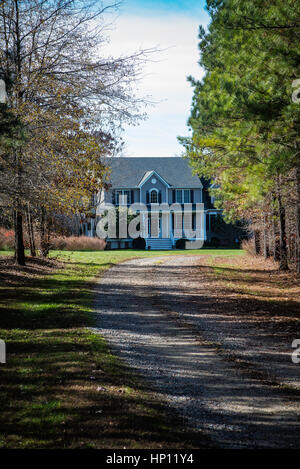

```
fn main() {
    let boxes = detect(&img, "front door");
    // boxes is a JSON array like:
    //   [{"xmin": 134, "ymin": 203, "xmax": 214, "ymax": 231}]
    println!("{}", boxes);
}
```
[{"xmin": 148, "ymin": 215, "xmax": 161, "ymax": 238}]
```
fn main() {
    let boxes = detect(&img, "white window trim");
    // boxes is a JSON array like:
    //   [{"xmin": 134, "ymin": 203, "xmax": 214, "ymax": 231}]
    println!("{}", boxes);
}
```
[
  {"xmin": 150, "ymin": 188, "xmax": 159, "ymax": 204},
  {"xmin": 175, "ymin": 189, "xmax": 191, "ymax": 204}
]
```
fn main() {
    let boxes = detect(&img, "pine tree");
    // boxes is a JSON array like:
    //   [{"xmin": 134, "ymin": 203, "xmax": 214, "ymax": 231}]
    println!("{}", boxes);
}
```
[{"xmin": 179, "ymin": 0, "xmax": 300, "ymax": 271}]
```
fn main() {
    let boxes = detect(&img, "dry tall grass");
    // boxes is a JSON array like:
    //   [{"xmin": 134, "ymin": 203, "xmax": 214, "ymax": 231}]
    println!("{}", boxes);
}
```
[
  {"xmin": 0, "ymin": 229, "xmax": 106, "ymax": 252},
  {"xmin": 50, "ymin": 236, "xmax": 106, "ymax": 251},
  {"xmin": 241, "ymin": 238, "xmax": 256, "ymax": 256}
]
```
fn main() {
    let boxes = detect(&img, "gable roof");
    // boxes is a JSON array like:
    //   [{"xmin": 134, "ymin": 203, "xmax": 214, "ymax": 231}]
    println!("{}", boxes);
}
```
[
  {"xmin": 138, "ymin": 170, "xmax": 170, "ymax": 187},
  {"xmin": 138, "ymin": 171, "xmax": 154, "ymax": 186},
  {"xmin": 105, "ymin": 157, "xmax": 202, "ymax": 189}
]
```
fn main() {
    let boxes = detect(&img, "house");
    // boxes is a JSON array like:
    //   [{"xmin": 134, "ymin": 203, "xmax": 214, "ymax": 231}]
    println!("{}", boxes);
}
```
[{"xmin": 83, "ymin": 157, "xmax": 244, "ymax": 249}]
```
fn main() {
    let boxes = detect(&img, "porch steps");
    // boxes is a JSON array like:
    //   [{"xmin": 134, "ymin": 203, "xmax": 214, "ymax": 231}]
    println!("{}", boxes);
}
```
[{"xmin": 146, "ymin": 238, "xmax": 173, "ymax": 250}]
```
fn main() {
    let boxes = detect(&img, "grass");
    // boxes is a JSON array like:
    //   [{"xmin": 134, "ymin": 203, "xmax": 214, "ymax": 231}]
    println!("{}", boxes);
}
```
[
  {"xmin": 0, "ymin": 248, "xmax": 244, "ymax": 259},
  {"xmin": 0, "ymin": 248, "xmax": 240, "ymax": 449},
  {"xmin": 214, "ymin": 254, "xmax": 300, "ymax": 301},
  {"xmin": 202, "ymin": 254, "xmax": 300, "ymax": 342}
]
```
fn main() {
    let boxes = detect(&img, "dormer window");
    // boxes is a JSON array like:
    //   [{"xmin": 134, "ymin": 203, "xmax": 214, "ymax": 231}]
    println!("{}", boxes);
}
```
[{"xmin": 150, "ymin": 189, "xmax": 158, "ymax": 204}]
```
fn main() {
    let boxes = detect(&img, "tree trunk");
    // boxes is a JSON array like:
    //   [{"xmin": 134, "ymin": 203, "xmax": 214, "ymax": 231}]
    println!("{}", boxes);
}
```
[
  {"xmin": 295, "ymin": 167, "xmax": 300, "ymax": 274},
  {"xmin": 262, "ymin": 214, "xmax": 269, "ymax": 259},
  {"xmin": 40, "ymin": 209, "xmax": 50, "ymax": 258},
  {"xmin": 26, "ymin": 203, "xmax": 36, "ymax": 257},
  {"xmin": 277, "ymin": 181, "xmax": 289, "ymax": 271},
  {"xmin": 273, "ymin": 221, "xmax": 280, "ymax": 262},
  {"xmin": 14, "ymin": 209, "xmax": 25, "ymax": 266},
  {"xmin": 254, "ymin": 230, "xmax": 260, "ymax": 255},
  {"xmin": 13, "ymin": 2, "xmax": 25, "ymax": 267},
  {"xmin": 271, "ymin": 196, "xmax": 280, "ymax": 262}
]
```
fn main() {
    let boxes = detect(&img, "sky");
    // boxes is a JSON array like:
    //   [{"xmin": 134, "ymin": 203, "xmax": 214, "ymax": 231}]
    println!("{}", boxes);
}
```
[{"xmin": 104, "ymin": 0, "xmax": 209, "ymax": 157}]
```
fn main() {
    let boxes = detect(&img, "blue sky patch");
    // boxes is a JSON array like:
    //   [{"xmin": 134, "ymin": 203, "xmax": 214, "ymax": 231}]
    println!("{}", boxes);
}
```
[{"xmin": 120, "ymin": 0, "xmax": 207, "ymax": 16}]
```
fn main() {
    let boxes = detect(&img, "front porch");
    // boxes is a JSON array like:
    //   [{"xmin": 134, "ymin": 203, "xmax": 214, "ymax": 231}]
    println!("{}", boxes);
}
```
[{"xmin": 102, "ymin": 206, "xmax": 206, "ymax": 250}]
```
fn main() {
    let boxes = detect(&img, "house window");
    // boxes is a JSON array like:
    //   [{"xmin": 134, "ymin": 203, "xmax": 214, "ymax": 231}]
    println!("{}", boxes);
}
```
[
  {"xmin": 176, "ymin": 190, "xmax": 182, "ymax": 203},
  {"xmin": 150, "ymin": 189, "xmax": 158, "ymax": 204},
  {"xmin": 184, "ymin": 190, "xmax": 191, "ymax": 203},
  {"xmin": 116, "ymin": 190, "xmax": 131, "ymax": 205},
  {"xmin": 176, "ymin": 189, "xmax": 191, "ymax": 204}
]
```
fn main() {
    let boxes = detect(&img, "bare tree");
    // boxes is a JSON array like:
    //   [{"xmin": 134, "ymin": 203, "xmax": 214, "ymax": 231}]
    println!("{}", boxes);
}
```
[{"xmin": 0, "ymin": 0, "xmax": 151, "ymax": 264}]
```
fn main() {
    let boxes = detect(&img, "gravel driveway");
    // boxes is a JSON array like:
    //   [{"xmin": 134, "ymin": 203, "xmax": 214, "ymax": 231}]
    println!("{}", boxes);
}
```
[{"xmin": 94, "ymin": 256, "xmax": 300, "ymax": 449}]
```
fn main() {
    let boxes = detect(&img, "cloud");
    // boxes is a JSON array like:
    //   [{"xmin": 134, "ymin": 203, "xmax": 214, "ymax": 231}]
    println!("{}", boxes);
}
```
[{"xmin": 103, "ymin": 11, "xmax": 209, "ymax": 156}]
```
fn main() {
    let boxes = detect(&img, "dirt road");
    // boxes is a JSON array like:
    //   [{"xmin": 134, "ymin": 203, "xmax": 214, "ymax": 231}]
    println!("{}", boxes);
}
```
[{"xmin": 94, "ymin": 256, "xmax": 300, "ymax": 449}]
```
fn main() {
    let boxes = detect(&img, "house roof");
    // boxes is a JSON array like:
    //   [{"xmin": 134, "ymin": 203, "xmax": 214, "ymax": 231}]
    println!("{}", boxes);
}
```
[
  {"xmin": 138, "ymin": 170, "xmax": 170, "ymax": 187},
  {"xmin": 105, "ymin": 157, "xmax": 202, "ymax": 189},
  {"xmin": 138, "ymin": 171, "xmax": 154, "ymax": 186}
]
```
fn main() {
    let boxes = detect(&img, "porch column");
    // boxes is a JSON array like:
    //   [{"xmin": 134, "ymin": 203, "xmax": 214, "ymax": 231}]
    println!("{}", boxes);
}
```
[
  {"xmin": 142, "ymin": 212, "xmax": 148, "ymax": 238},
  {"xmin": 170, "ymin": 211, "xmax": 174, "ymax": 244}
]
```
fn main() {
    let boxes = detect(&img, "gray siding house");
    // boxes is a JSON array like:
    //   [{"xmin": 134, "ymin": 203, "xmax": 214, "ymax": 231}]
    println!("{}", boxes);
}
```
[
  {"xmin": 99, "ymin": 157, "xmax": 204, "ymax": 249},
  {"xmin": 81, "ymin": 157, "xmax": 242, "ymax": 249}
]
